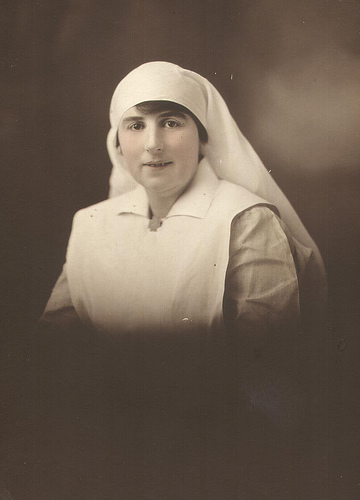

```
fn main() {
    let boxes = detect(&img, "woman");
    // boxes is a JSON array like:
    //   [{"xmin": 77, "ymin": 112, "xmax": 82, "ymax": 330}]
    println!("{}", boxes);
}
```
[
  {"xmin": 38, "ymin": 62, "xmax": 327, "ymax": 498},
  {"xmin": 41, "ymin": 61, "xmax": 326, "ymax": 337}
]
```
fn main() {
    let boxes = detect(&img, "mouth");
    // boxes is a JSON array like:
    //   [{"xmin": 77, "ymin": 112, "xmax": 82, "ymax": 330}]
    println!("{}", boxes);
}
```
[{"xmin": 143, "ymin": 161, "xmax": 172, "ymax": 169}]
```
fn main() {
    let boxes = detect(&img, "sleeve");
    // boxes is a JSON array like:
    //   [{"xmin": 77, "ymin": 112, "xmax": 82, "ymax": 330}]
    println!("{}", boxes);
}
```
[
  {"xmin": 223, "ymin": 205, "xmax": 300, "ymax": 341},
  {"xmin": 39, "ymin": 263, "xmax": 83, "ymax": 329},
  {"xmin": 223, "ymin": 206, "xmax": 303, "ymax": 430}
]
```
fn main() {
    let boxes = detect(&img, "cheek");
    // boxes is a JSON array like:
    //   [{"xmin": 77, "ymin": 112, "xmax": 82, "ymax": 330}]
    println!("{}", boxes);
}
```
[
  {"xmin": 181, "ymin": 135, "xmax": 201, "ymax": 162},
  {"xmin": 119, "ymin": 135, "xmax": 142, "ymax": 161},
  {"xmin": 174, "ymin": 129, "xmax": 200, "ymax": 154}
]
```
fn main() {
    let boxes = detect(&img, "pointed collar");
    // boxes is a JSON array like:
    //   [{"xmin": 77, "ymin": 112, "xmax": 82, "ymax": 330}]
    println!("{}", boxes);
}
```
[{"xmin": 112, "ymin": 159, "xmax": 220, "ymax": 220}]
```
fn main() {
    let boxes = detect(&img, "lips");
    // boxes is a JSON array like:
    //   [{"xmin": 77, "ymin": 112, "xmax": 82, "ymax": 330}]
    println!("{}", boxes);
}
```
[{"xmin": 143, "ymin": 161, "xmax": 172, "ymax": 167}]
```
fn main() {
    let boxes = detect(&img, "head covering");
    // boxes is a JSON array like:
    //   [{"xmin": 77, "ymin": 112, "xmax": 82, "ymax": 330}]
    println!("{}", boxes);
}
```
[{"xmin": 107, "ymin": 61, "xmax": 326, "ymax": 285}]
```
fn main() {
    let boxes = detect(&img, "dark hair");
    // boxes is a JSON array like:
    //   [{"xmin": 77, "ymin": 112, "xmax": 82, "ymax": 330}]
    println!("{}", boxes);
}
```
[{"xmin": 116, "ymin": 100, "xmax": 208, "ymax": 147}]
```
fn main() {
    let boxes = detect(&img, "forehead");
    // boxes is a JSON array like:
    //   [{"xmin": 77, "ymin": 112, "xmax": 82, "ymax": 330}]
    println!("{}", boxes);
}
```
[{"xmin": 120, "ymin": 105, "xmax": 189, "ymax": 122}]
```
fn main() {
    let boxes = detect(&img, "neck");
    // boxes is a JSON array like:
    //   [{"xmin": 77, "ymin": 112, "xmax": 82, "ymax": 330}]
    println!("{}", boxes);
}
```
[
  {"xmin": 147, "ymin": 192, "xmax": 179, "ymax": 219},
  {"xmin": 145, "ymin": 169, "xmax": 199, "ymax": 218}
]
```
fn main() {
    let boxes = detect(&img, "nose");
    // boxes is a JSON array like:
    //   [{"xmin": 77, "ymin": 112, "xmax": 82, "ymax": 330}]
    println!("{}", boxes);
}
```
[{"xmin": 145, "ymin": 125, "xmax": 163, "ymax": 153}]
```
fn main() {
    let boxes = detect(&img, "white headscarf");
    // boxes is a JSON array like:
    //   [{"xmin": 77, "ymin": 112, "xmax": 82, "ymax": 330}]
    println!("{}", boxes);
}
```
[{"xmin": 107, "ymin": 61, "xmax": 326, "ymax": 283}]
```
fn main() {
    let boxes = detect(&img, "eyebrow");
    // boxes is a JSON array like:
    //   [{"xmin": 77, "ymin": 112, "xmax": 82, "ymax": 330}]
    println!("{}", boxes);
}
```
[
  {"xmin": 121, "ymin": 115, "xmax": 144, "ymax": 124},
  {"xmin": 157, "ymin": 111, "xmax": 187, "ymax": 119},
  {"xmin": 121, "ymin": 111, "xmax": 188, "ymax": 124}
]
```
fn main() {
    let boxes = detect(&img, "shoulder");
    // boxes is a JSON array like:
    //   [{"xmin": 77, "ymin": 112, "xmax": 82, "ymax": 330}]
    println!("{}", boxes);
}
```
[
  {"xmin": 68, "ymin": 196, "xmax": 133, "ymax": 245},
  {"xmin": 214, "ymin": 180, "xmax": 278, "ymax": 215},
  {"xmin": 231, "ymin": 206, "xmax": 314, "ymax": 275},
  {"xmin": 72, "ymin": 191, "xmax": 136, "ymax": 227},
  {"xmin": 230, "ymin": 205, "xmax": 285, "ymax": 244},
  {"xmin": 232, "ymin": 204, "xmax": 280, "ymax": 225},
  {"xmin": 73, "ymin": 196, "xmax": 120, "ymax": 220}
]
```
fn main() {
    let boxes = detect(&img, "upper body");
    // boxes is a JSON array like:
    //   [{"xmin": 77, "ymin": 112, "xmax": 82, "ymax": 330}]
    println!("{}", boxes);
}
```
[
  {"xmin": 41, "ymin": 61, "xmax": 326, "ymax": 340},
  {"xmin": 41, "ymin": 159, "xmax": 318, "ymax": 340}
]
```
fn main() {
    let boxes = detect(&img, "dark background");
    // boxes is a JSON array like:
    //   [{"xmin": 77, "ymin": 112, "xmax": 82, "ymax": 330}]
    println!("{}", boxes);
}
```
[{"xmin": 1, "ymin": 0, "xmax": 359, "ymax": 498}]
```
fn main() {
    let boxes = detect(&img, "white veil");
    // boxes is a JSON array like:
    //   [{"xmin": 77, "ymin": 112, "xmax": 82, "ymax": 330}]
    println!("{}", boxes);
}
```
[{"xmin": 106, "ymin": 61, "xmax": 326, "ymax": 286}]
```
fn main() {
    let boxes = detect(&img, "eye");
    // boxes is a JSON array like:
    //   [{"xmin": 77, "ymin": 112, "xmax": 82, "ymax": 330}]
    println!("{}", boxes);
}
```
[
  {"xmin": 128, "ymin": 122, "xmax": 144, "ymax": 131},
  {"xmin": 163, "ymin": 120, "xmax": 180, "ymax": 129}
]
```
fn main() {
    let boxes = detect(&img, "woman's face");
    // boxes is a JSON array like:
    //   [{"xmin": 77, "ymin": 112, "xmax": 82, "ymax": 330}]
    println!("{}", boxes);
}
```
[{"xmin": 118, "ymin": 105, "xmax": 201, "ymax": 199}]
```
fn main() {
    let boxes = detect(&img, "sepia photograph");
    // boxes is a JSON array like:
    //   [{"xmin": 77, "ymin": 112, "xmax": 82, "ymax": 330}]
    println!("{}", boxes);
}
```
[{"xmin": 1, "ymin": 1, "xmax": 359, "ymax": 498}]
